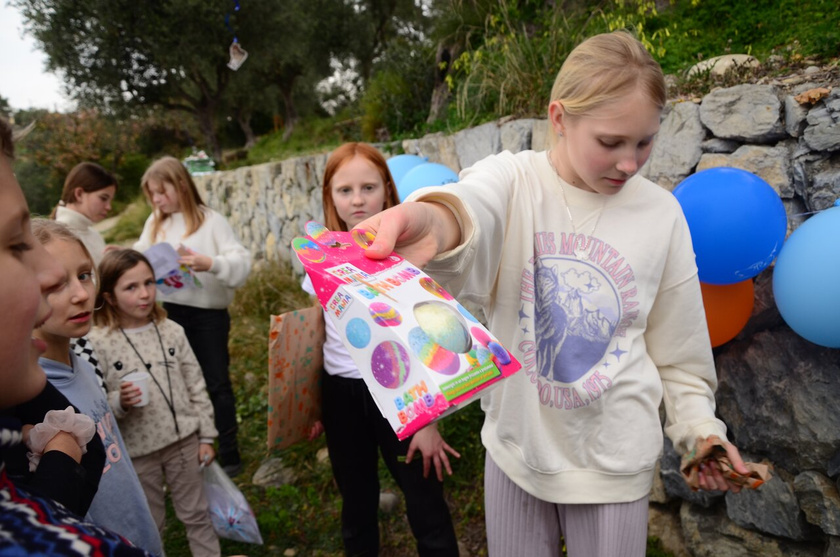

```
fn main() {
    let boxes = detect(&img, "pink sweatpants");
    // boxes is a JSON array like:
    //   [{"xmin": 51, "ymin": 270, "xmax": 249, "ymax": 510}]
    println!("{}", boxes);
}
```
[{"xmin": 484, "ymin": 453, "xmax": 649, "ymax": 557}]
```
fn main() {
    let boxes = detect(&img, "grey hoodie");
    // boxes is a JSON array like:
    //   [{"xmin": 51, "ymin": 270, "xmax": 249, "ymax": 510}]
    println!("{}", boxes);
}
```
[{"xmin": 41, "ymin": 351, "xmax": 164, "ymax": 556}]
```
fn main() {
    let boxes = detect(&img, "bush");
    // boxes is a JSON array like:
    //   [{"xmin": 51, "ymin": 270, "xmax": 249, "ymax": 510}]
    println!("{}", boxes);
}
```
[
  {"xmin": 360, "ymin": 38, "xmax": 437, "ymax": 142},
  {"xmin": 102, "ymin": 197, "xmax": 151, "ymax": 245},
  {"xmin": 643, "ymin": 0, "xmax": 840, "ymax": 74},
  {"xmin": 437, "ymin": 0, "xmax": 839, "ymax": 127},
  {"xmin": 449, "ymin": 1, "xmax": 595, "ymax": 120}
]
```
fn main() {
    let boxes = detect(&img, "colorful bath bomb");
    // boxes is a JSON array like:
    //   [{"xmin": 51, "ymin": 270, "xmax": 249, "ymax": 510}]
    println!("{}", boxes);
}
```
[
  {"xmin": 408, "ymin": 327, "xmax": 461, "ymax": 375},
  {"xmin": 456, "ymin": 303, "xmax": 480, "ymax": 323},
  {"xmin": 304, "ymin": 221, "xmax": 334, "ymax": 244},
  {"xmin": 371, "ymin": 341, "xmax": 410, "ymax": 388},
  {"xmin": 351, "ymin": 228, "xmax": 376, "ymax": 249},
  {"xmin": 475, "ymin": 345, "xmax": 493, "ymax": 365},
  {"xmin": 345, "ymin": 318, "xmax": 371, "ymax": 349},
  {"xmin": 419, "ymin": 277, "xmax": 454, "ymax": 300},
  {"xmin": 487, "ymin": 340, "xmax": 512, "ymax": 365},
  {"xmin": 369, "ymin": 302, "xmax": 403, "ymax": 327},
  {"xmin": 471, "ymin": 326, "xmax": 492, "ymax": 348},
  {"xmin": 292, "ymin": 237, "xmax": 326, "ymax": 263},
  {"xmin": 414, "ymin": 302, "xmax": 471, "ymax": 353}
]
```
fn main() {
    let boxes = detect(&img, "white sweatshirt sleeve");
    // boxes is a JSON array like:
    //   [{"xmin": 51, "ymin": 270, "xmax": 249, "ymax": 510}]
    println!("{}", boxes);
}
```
[
  {"xmin": 207, "ymin": 212, "xmax": 252, "ymax": 289},
  {"xmin": 413, "ymin": 151, "xmax": 520, "ymax": 303},
  {"xmin": 133, "ymin": 214, "xmax": 155, "ymax": 253},
  {"xmin": 646, "ymin": 215, "xmax": 728, "ymax": 454}
]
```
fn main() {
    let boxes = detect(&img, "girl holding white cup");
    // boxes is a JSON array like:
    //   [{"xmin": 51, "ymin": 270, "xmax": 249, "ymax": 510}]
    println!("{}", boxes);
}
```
[{"xmin": 90, "ymin": 248, "xmax": 220, "ymax": 557}]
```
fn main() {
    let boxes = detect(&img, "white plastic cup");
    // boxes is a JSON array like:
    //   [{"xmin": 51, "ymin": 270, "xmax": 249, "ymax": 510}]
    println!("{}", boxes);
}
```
[{"xmin": 121, "ymin": 370, "xmax": 151, "ymax": 407}]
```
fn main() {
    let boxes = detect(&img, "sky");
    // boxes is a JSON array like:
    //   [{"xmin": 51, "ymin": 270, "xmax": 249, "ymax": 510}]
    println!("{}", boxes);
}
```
[{"xmin": 1, "ymin": 4, "xmax": 73, "ymax": 111}]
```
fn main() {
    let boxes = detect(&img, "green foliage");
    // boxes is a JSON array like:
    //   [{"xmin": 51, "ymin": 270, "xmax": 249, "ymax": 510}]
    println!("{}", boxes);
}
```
[
  {"xmin": 12, "ymin": 158, "xmax": 55, "ymax": 218},
  {"xmin": 102, "ymin": 197, "xmax": 150, "ymax": 244},
  {"xmin": 11, "ymin": 106, "xmax": 192, "ymax": 216},
  {"xmin": 445, "ymin": 0, "xmax": 596, "ymax": 121},
  {"xmin": 359, "ymin": 35, "xmax": 437, "ymax": 141},
  {"xmin": 600, "ymin": 0, "xmax": 670, "ymax": 58},
  {"xmin": 619, "ymin": 0, "xmax": 840, "ymax": 74},
  {"xmin": 241, "ymin": 111, "xmax": 361, "ymax": 167},
  {"xmin": 0, "ymin": 95, "xmax": 12, "ymax": 118},
  {"xmin": 228, "ymin": 260, "xmax": 312, "ymax": 325},
  {"xmin": 431, "ymin": 0, "xmax": 839, "ymax": 127}
]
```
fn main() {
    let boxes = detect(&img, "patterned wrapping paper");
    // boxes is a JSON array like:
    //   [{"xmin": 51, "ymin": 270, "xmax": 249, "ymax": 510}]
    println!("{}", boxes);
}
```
[
  {"xmin": 267, "ymin": 306, "xmax": 325, "ymax": 450},
  {"xmin": 680, "ymin": 435, "xmax": 772, "ymax": 491}
]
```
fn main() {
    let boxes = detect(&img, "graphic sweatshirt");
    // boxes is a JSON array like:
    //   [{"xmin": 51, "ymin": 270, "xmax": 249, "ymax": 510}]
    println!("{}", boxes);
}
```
[
  {"xmin": 412, "ymin": 150, "xmax": 728, "ymax": 504},
  {"xmin": 41, "ymin": 352, "xmax": 163, "ymax": 555}
]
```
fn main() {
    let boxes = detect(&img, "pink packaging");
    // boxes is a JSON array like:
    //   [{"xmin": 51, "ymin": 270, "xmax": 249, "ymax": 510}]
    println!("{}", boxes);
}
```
[{"xmin": 293, "ymin": 222, "xmax": 521, "ymax": 440}]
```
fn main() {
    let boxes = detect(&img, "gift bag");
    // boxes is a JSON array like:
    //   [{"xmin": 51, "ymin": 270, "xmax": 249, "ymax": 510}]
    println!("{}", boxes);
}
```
[
  {"xmin": 267, "ymin": 305, "xmax": 324, "ymax": 450},
  {"xmin": 203, "ymin": 461, "xmax": 263, "ymax": 544}
]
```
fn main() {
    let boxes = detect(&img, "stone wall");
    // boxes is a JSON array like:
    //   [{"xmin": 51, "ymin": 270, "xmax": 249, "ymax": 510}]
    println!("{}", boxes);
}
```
[{"xmin": 195, "ymin": 83, "xmax": 840, "ymax": 556}]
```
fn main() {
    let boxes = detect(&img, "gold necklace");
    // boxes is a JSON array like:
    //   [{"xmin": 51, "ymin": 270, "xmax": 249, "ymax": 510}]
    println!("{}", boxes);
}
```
[{"xmin": 545, "ymin": 150, "xmax": 606, "ymax": 261}]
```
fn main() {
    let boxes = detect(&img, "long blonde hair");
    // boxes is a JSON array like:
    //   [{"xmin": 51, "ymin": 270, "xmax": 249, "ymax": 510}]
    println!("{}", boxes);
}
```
[
  {"xmin": 141, "ymin": 156, "xmax": 206, "ymax": 241},
  {"xmin": 321, "ymin": 143, "xmax": 400, "ymax": 232},
  {"xmin": 549, "ymin": 31, "xmax": 666, "ymax": 121},
  {"xmin": 31, "ymin": 219, "xmax": 96, "ymax": 279}
]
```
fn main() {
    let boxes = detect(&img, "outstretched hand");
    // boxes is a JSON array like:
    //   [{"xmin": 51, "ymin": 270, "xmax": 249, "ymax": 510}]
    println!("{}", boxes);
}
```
[
  {"xmin": 405, "ymin": 423, "xmax": 461, "ymax": 481},
  {"xmin": 356, "ymin": 202, "xmax": 461, "ymax": 267}
]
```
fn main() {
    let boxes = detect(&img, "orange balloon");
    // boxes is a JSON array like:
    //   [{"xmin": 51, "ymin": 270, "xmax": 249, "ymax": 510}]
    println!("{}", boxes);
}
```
[{"xmin": 700, "ymin": 280, "xmax": 755, "ymax": 347}]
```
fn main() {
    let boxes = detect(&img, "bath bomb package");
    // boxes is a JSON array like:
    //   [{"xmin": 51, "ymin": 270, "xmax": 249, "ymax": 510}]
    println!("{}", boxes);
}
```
[{"xmin": 293, "ymin": 222, "xmax": 521, "ymax": 440}]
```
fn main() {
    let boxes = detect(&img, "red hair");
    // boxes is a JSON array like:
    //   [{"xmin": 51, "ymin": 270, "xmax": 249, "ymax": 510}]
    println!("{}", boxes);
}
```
[{"xmin": 322, "ymin": 143, "xmax": 400, "ymax": 231}]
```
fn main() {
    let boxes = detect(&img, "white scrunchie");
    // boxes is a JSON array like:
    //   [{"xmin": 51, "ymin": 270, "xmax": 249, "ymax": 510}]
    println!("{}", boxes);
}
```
[{"xmin": 25, "ymin": 406, "xmax": 96, "ymax": 472}]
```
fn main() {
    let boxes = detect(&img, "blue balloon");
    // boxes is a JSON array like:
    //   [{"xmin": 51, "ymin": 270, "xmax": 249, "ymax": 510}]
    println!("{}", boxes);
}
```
[
  {"xmin": 398, "ymin": 163, "xmax": 459, "ymax": 200},
  {"xmin": 773, "ymin": 205, "xmax": 840, "ymax": 348},
  {"xmin": 386, "ymin": 154, "xmax": 427, "ymax": 187},
  {"xmin": 673, "ymin": 167, "xmax": 787, "ymax": 285}
]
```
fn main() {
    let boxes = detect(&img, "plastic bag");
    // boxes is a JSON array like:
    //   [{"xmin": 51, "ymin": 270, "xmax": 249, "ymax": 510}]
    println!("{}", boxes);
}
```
[{"xmin": 203, "ymin": 461, "xmax": 263, "ymax": 544}]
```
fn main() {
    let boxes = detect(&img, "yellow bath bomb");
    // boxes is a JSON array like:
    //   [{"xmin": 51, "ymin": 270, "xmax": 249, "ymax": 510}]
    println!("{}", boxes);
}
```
[{"xmin": 413, "ymin": 302, "xmax": 471, "ymax": 354}]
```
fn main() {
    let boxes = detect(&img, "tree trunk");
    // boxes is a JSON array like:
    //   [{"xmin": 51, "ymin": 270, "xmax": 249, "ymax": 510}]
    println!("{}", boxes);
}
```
[
  {"xmin": 196, "ymin": 105, "xmax": 222, "ymax": 163},
  {"xmin": 427, "ymin": 43, "xmax": 456, "ymax": 124},
  {"xmin": 280, "ymin": 86, "xmax": 299, "ymax": 142},
  {"xmin": 236, "ymin": 109, "xmax": 256, "ymax": 149}
]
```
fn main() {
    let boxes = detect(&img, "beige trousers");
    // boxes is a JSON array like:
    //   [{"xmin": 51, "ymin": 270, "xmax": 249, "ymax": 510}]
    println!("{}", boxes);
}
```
[{"xmin": 133, "ymin": 433, "xmax": 220, "ymax": 557}]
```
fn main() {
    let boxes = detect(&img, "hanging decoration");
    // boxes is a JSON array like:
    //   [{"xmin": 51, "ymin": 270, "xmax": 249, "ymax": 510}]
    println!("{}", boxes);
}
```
[{"xmin": 225, "ymin": 1, "xmax": 248, "ymax": 71}]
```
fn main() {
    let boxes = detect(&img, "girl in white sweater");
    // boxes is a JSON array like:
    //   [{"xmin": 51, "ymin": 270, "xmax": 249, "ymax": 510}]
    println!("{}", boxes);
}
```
[
  {"xmin": 51, "ymin": 161, "xmax": 117, "ymax": 266},
  {"xmin": 134, "ymin": 156, "xmax": 251, "ymax": 476},
  {"xmin": 356, "ymin": 32, "xmax": 748, "ymax": 557}
]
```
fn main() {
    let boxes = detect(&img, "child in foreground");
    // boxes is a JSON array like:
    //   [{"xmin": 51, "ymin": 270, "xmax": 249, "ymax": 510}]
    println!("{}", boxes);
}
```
[
  {"xmin": 0, "ymin": 116, "xmax": 151, "ymax": 555},
  {"xmin": 303, "ymin": 142, "xmax": 460, "ymax": 556},
  {"xmin": 31, "ymin": 219, "xmax": 163, "ymax": 555},
  {"xmin": 89, "ymin": 249, "xmax": 220, "ymax": 557},
  {"xmin": 357, "ymin": 32, "xmax": 748, "ymax": 557}
]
